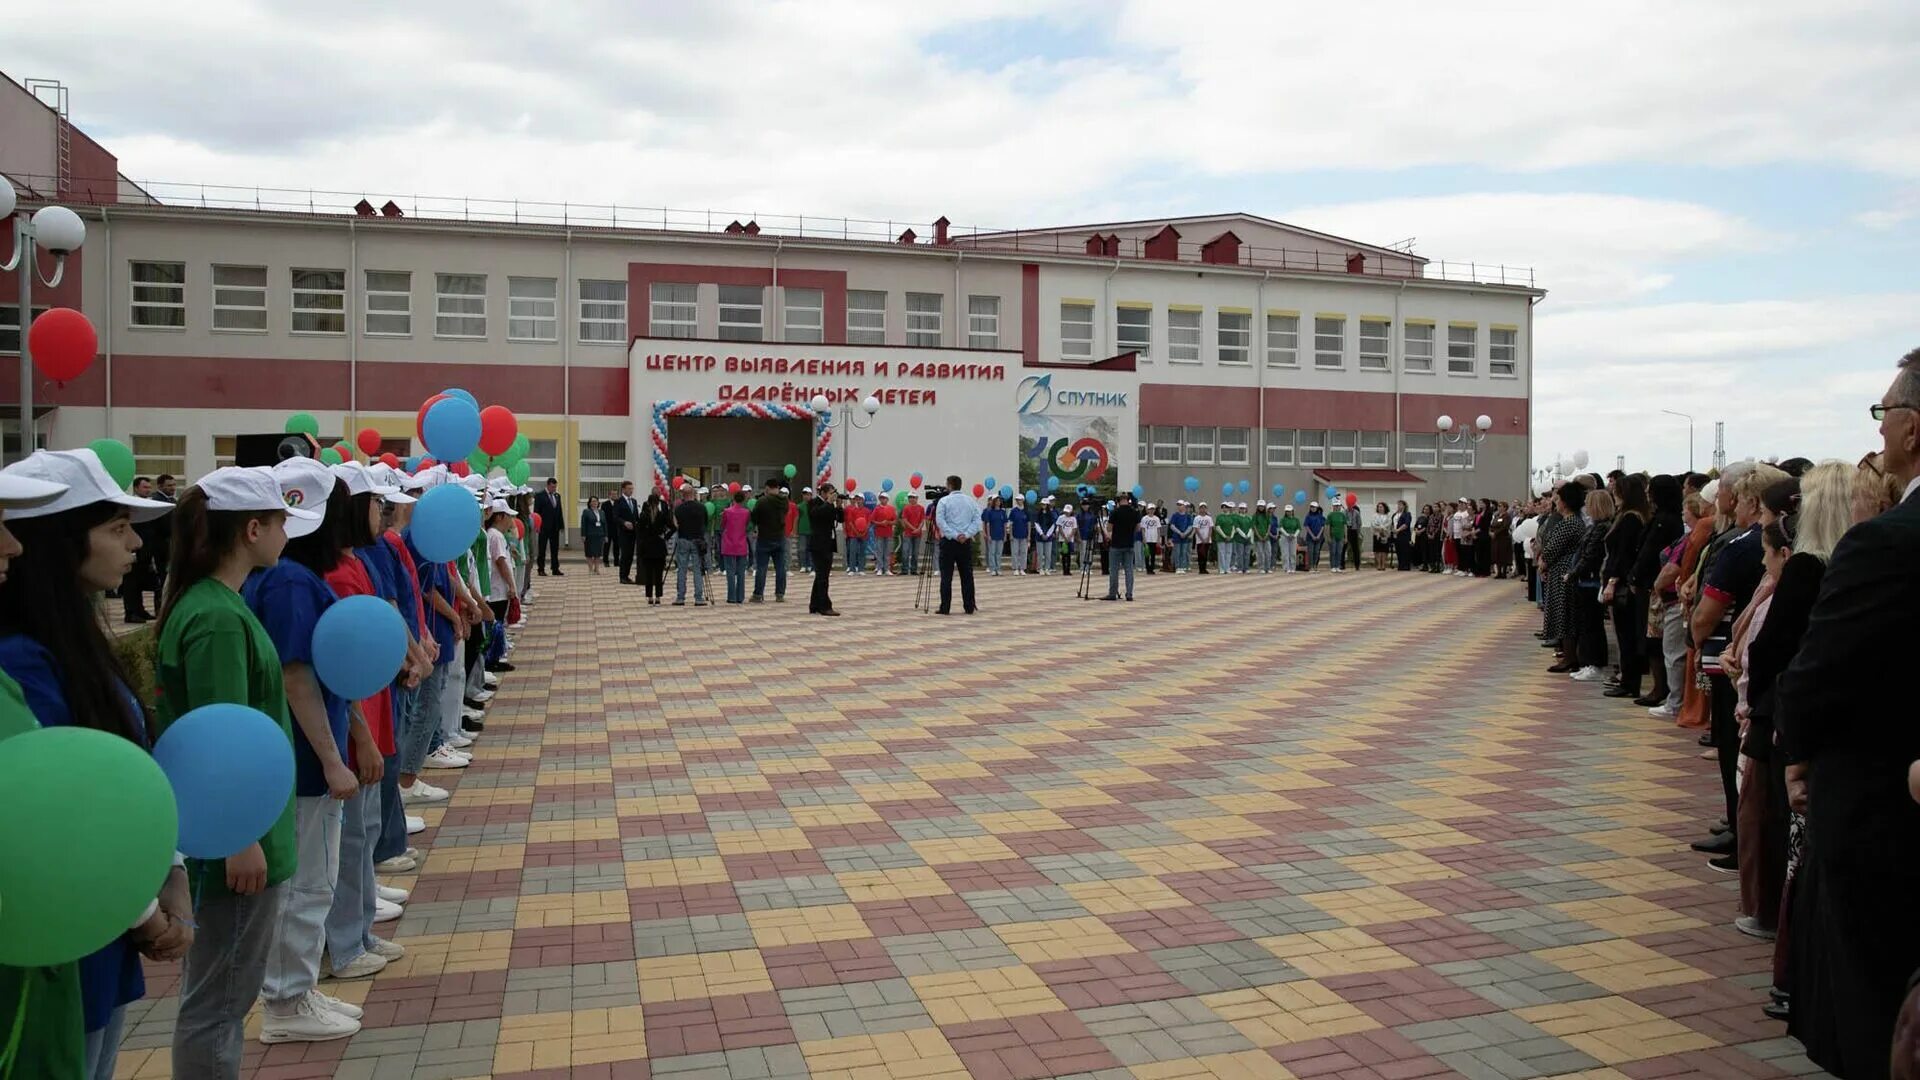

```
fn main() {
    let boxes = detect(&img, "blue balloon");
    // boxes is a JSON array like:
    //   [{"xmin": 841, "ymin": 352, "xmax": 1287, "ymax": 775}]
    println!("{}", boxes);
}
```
[
  {"xmin": 1222, "ymin": 482, "xmax": 1233, "ymax": 497},
  {"xmin": 881, "ymin": 478, "xmax": 894, "ymax": 492},
  {"xmin": 404, "ymin": 455, "xmax": 423, "ymax": 471},
  {"xmin": 999, "ymin": 485, "xmax": 1013, "ymax": 500},
  {"xmin": 409, "ymin": 484, "xmax": 482, "ymax": 562},
  {"xmin": 1238, "ymin": 480, "xmax": 1250, "ymax": 494},
  {"xmin": 983, "ymin": 475, "xmax": 997, "ymax": 490},
  {"xmin": 1325, "ymin": 486, "xmax": 1339, "ymax": 500},
  {"xmin": 1106, "ymin": 500, "xmax": 1115, "ymax": 510},
  {"xmin": 152, "ymin": 704, "xmax": 295, "ymax": 859},
  {"xmin": 1184, "ymin": 476, "xmax": 1199, "ymax": 492},
  {"xmin": 1046, "ymin": 476, "xmax": 1060, "ymax": 491},
  {"xmin": 1272, "ymin": 484, "xmax": 1284, "ymax": 498},
  {"xmin": 439, "ymin": 387, "xmax": 479, "ymax": 408},
  {"xmin": 1025, "ymin": 488, "xmax": 1039, "ymax": 504},
  {"xmin": 311, "ymin": 595, "xmax": 408, "ymax": 701},
  {"xmin": 423, "ymin": 397, "xmax": 482, "ymax": 462},
  {"xmin": 1131, "ymin": 484, "xmax": 1144, "ymax": 499},
  {"xmin": 1295, "ymin": 490, "xmax": 1308, "ymax": 504}
]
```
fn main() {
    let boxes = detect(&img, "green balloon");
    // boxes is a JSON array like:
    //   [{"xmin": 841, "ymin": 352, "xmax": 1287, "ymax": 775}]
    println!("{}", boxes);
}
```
[
  {"xmin": 894, "ymin": 491, "xmax": 908, "ymax": 509},
  {"xmin": 0, "ymin": 727, "xmax": 178, "ymax": 965},
  {"xmin": 87, "ymin": 438, "xmax": 136, "ymax": 491},
  {"xmin": 467, "ymin": 451, "xmax": 493, "ymax": 475},
  {"xmin": 783, "ymin": 463, "xmax": 797, "ymax": 479},
  {"xmin": 319, "ymin": 448, "xmax": 343, "ymax": 466},
  {"xmin": 500, "ymin": 435, "xmax": 529, "ymax": 468},
  {"xmin": 747, "ymin": 497, "xmax": 758, "ymax": 510},
  {"xmin": 506, "ymin": 460, "xmax": 530, "ymax": 486},
  {"xmin": 284, "ymin": 412, "xmax": 320, "ymax": 437}
]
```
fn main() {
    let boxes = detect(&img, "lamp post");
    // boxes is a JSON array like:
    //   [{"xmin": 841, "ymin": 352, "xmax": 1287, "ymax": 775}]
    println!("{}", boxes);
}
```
[
  {"xmin": 810, "ymin": 393, "xmax": 880, "ymax": 485},
  {"xmin": 1659, "ymin": 409, "xmax": 1695, "ymax": 472},
  {"xmin": 0, "ymin": 176, "xmax": 87, "ymax": 466},
  {"xmin": 1436, "ymin": 414, "xmax": 1492, "ymax": 465}
]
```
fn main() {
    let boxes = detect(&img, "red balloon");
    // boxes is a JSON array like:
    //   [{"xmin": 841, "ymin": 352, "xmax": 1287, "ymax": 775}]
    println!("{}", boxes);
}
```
[
  {"xmin": 26, "ymin": 307, "xmax": 97, "ymax": 383},
  {"xmin": 478, "ymin": 405, "xmax": 517, "ymax": 457},
  {"xmin": 972, "ymin": 483, "xmax": 985, "ymax": 497},
  {"xmin": 672, "ymin": 476, "xmax": 686, "ymax": 489},
  {"xmin": 909, "ymin": 474, "xmax": 923, "ymax": 489},
  {"xmin": 845, "ymin": 479, "xmax": 858, "ymax": 492},
  {"xmin": 418, "ymin": 457, "xmax": 437, "ymax": 469},
  {"xmin": 1345, "ymin": 492, "xmax": 1359, "ymax": 507},
  {"xmin": 380, "ymin": 452, "xmax": 399, "ymax": 468},
  {"xmin": 330, "ymin": 442, "xmax": 353, "ymax": 461},
  {"xmin": 416, "ymin": 394, "xmax": 449, "ymax": 440},
  {"xmin": 726, "ymin": 482, "xmax": 739, "ymax": 494},
  {"xmin": 531, "ymin": 512, "xmax": 543, "ymax": 533},
  {"xmin": 356, "ymin": 427, "xmax": 383, "ymax": 456},
  {"xmin": 449, "ymin": 461, "xmax": 470, "ymax": 477}
]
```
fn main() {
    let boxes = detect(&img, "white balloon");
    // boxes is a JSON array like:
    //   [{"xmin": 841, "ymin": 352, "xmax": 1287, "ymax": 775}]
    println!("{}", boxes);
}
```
[{"xmin": 1572, "ymin": 450, "xmax": 1590, "ymax": 469}]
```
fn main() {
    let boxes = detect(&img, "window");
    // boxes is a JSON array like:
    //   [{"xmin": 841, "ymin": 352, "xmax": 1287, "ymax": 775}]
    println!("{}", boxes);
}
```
[
  {"xmin": 435, "ymin": 273, "xmax": 487, "ymax": 338},
  {"xmin": 1490, "ymin": 327, "xmax": 1518, "ymax": 376},
  {"xmin": 130, "ymin": 261, "xmax": 186, "ymax": 328},
  {"xmin": 1314, "ymin": 316, "xmax": 1345, "ymax": 368},
  {"xmin": 1150, "ymin": 425, "xmax": 1182, "ymax": 465},
  {"xmin": 905, "ymin": 292, "xmax": 943, "ymax": 347},
  {"xmin": 847, "ymin": 290, "xmax": 885, "ymax": 344},
  {"xmin": 967, "ymin": 295, "xmax": 1000, "ymax": 349},
  {"xmin": 1060, "ymin": 302, "xmax": 1093, "ymax": 359},
  {"xmin": 1265, "ymin": 429, "xmax": 1295, "ymax": 467},
  {"xmin": 1138, "ymin": 424, "xmax": 1149, "ymax": 465},
  {"xmin": 1329, "ymin": 430, "xmax": 1358, "ymax": 467},
  {"xmin": 132, "ymin": 434, "xmax": 186, "ymax": 479},
  {"xmin": 785, "ymin": 287, "xmax": 823, "ymax": 343},
  {"xmin": 1218, "ymin": 427, "xmax": 1250, "ymax": 466},
  {"xmin": 577, "ymin": 440, "xmax": 626, "ymax": 504},
  {"xmin": 1265, "ymin": 313, "xmax": 1299, "ymax": 367},
  {"xmin": 211, "ymin": 265, "xmax": 267, "ymax": 331},
  {"xmin": 291, "ymin": 269, "xmax": 346, "ymax": 334},
  {"xmin": 1116, "ymin": 305, "xmax": 1151, "ymax": 360},
  {"xmin": 650, "ymin": 283, "xmax": 696, "ymax": 339},
  {"xmin": 1359, "ymin": 319, "xmax": 1390, "ymax": 371},
  {"xmin": 1447, "ymin": 324, "xmax": 1477, "ymax": 374},
  {"xmin": 525, "ymin": 439, "xmax": 558, "ymax": 488},
  {"xmin": 0, "ymin": 305, "xmax": 48, "ymax": 354},
  {"xmin": 1168, "ymin": 308, "xmax": 1201, "ymax": 362},
  {"xmin": 1184, "ymin": 426, "xmax": 1215, "ymax": 465},
  {"xmin": 1361, "ymin": 431, "xmax": 1390, "ymax": 467},
  {"xmin": 1297, "ymin": 429, "xmax": 1327, "ymax": 467},
  {"xmin": 718, "ymin": 285, "xmax": 763, "ymax": 342},
  {"xmin": 1442, "ymin": 445, "xmax": 1476, "ymax": 470},
  {"xmin": 213, "ymin": 435, "xmax": 237, "ymax": 469},
  {"xmin": 1403, "ymin": 323, "xmax": 1434, "ymax": 373},
  {"xmin": 1403, "ymin": 432, "xmax": 1438, "ymax": 468},
  {"xmin": 508, "ymin": 276, "xmax": 558, "ymax": 342},
  {"xmin": 1218, "ymin": 311, "xmax": 1251, "ymax": 365},
  {"xmin": 578, "ymin": 280, "xmax": 627, "ymax": 344},
  {"xmin": 365, "ymin": 270, "xmax": 412, "ymax": 336}
]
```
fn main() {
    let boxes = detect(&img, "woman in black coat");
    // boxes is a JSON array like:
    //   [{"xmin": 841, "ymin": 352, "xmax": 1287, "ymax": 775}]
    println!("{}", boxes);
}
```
[
  {"xmin": 1600, "ymin": 474, "xmax": 1649, "ymax": 697},
  {"xmin": 580, "ymin": 496, "xmax": 608, "ymax": 575},
  {"xmin": 1471, "ymin": 499, "xmax": 1495, "ymax": 577},
  {"xmin": 634, "ymin": 494, "xmax": 674, "ymax": 604},
  {"xmin": 1568, "ymin": 488, "xmax": 1614, "ymax": 678},
  {"xmin": 1541, "ymin": 484, "xmax": 1585, "ymax": 668},
  {"xmin": 1628, "ymin": 475, "xmax": 1685, "ymax": 705}
]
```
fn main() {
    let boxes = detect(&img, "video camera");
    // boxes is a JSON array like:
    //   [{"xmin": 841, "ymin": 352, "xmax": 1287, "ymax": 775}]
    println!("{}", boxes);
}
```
[{"xmin": 921, "ymin": 485, "xmax": 950, "ymax": 505}]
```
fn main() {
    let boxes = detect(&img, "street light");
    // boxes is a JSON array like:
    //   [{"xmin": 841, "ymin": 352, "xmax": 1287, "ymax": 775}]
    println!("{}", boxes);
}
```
[
  {"xmin": 1659, "ymin": 409, "xmax": 1695, "ymax": 472},
  {"xmin": 810, "ymin": 393, "xmax": 880, "ymax": 484},
  {"xmin": 0, "ymin": 175, "xmax": 87, "ymax": 465},
  {"xmin": 1437, "ymin": 414, "xmax": 1492, "ymax": 445}
]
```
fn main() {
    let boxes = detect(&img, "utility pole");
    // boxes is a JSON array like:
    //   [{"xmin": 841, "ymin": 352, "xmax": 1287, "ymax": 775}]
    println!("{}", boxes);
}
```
[{"xmin": 1712, "ymin": 422, "xmax": 1726, "ymax": 471}]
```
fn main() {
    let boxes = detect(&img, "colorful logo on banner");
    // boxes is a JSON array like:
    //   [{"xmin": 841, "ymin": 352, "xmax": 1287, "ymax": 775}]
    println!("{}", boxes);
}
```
[
  {"xmin": 1035, "ymin": 436, "xmax": 1109, "ymax": 484},
  {"xmin": 1019, "ymin": 412, "xmax": 1118, "ymax": 499}
]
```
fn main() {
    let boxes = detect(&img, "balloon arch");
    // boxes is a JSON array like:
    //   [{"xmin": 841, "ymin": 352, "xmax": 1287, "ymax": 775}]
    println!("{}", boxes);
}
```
[{"xmin": 649, "ymin": 400, "xmax": 832, "ymax": 497}]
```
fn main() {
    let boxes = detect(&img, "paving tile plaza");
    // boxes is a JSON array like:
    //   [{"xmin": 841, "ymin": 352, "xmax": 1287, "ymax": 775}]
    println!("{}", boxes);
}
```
[{"xmin": 113, "ymin": 566, "xmax": 1833, "ymax": 1079}]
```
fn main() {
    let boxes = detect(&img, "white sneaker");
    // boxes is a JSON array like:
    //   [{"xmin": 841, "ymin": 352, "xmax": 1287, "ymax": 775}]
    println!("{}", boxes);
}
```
[
  {"xmin": 405, "ymin": 846, "xmax": 420, "ymax": 861},
  {"xmin": 376, "ymin": 883, "xmax": 410, "ymax": 904},
  {"xmin": 1571, "ymin": 666, "xmax": 1604, "ymax": 682},
  {"xmin": 260, "ymin": 992, "xmax": 360, "ymax": 1043},
  {"xmin": 325, "ymin": 950, "xmax": 387, "ymax": 980},
  {"xmin": 424, "ymin": 747, "xmax": 469, "ymax": 769},
  {"xmin": 447, "ymin": 733, "xmax": 475, "ymax": 750},
  {"xmin": 374, "ymin": 898, "xmax": 403, "ymax": 923},
  {"xmin": 461, "ymin": 708, "xmax": 486, "ymax": 724},
  {"xmin": 406, "ymin": 815, "xmax": 426, "ymax": 835},
  {"xmin": 401, "ymin": 781, "xmax": 448, "ymax": 805},
  {"xmin": 483, "ymin": 673, "xmax": 499, "ymax": 689},
  {"xmin": 1647, "ymin": 703, "xmax": 1679, "ymax": 719},
  {"xmin": 375, "ymin": 854, "xmax": 418, "ymax": 873},
  {"xmin": 308, "ymin": 988, "xmax": 362, "ymax": 1019},
  {"xmin": 470, "ymin": 688, "xmax": 494, "ymax": 703},
  {"xmin": 366, "ymin": 937, "xmax": 406, "ymax": 961}
]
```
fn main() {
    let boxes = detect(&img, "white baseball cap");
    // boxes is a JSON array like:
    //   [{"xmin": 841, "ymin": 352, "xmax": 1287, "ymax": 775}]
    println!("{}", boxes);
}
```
[
  {"xmin": 197, "ymin": 466, "xmax": 326, "ymax": 527},
  {"xmin": 413, "ymin": 465, "xmax": 450, "ymax": 491},
  {"xmin": 488, "ymin": 499, "xmax": 518, "ymax": 516},
  {"xmin": 460, "ymin": 474, "xmax": 487, "ymax": 492},
  {"xmin": 1284, "ymin": 504, "xmax": 1295, "ymax": 512},
  {"xmin": 1013, "ymin": 494, "xmax": 1024, "ymax": 502},
  {"xmin": 3, "ymin": 450, "xmax": 174, "ymax": 523},
  {"xmin": 273, "ymin": 457, "xmax": 337, "ymax": 538},
  {"xmin": 802, "ymin": 486, "xmax": 814, "ymax": 493},
  {"xmin": 0, "ymin": 469, "xmax": 67, "ymax": 510},
  {"xmin": 372, "ymin": 463, "xmax": 422, "ymax": 496},
  {"xmin": 331, "ymin": 461, "xmax": 401, "ymax": 499}
]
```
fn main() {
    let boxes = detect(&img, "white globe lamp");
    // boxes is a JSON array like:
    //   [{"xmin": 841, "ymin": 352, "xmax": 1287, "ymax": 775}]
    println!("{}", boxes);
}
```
[{"xmin": 29, "ymin": 205, "xmax": 85, "ymax": 254}]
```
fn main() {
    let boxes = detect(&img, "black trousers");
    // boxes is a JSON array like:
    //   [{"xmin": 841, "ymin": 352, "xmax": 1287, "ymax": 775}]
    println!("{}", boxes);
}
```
[
  {"xmin": 1710, "ymin": 674, "xmax": 1739, "ymax": 843},
  {"xmin": 537, "ymin": 529, "xmax": 562, "ymax": 573},
  {"xmin": 639, "ymin": 556, "xmax": 665, "ymax": 598},
  {"xmin": 1572, "ymin": 585, "xmax": 1609, "ymax": 667},
  {"xmin": 1525, "ymin": 559, "xmax": 1538, "ymax": 602},
  {"xmin": 123, "ymin": 557, "xmax": 154, "ymax": 617},
  {"xmin": 809, "ymin": 548, "xmax": 835, "ymax": 612},
  {"xmin": 1395, "ymin": 537, "xmax": 1413, "ymax": 570},
  {"xmin": 938, "ymin": 538, "xmax": 976, "ymax": 613},
  {"xmin": 1612, "ymin": 591, "xmax": 1648, "ymax": 692},
  {"xmin": 1195, "ymin": 541, "xmax": 1211, "ymax": 573},
  {"xmin": 616, "ymin": 529, "xmax": 636, "ymax": 580}
]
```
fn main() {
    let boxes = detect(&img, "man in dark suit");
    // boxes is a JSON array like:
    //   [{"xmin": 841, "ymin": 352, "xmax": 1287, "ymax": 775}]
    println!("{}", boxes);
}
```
[
  {"xmin": 807, "ymin": 485, "xmax": 843, "ymax": 616},
  {"xmin": 533, "ymin": 477, "xmax": 566, "ymax": 576},
  {"xmin": 610, "ymin": 480, "xmax": 640, "ymax": 583},
  {"xmin": 1775, "ymin": 346, "xmax": 1920, "ymax": 1078}
]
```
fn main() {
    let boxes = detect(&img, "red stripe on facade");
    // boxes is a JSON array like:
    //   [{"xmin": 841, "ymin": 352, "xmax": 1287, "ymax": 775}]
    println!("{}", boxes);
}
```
[
  {"xmin": 1021, "ymin": 264, "xmax": 1039, "ymax": 368},
  {"xmin": 1398, "ymin": 390, "xmax": 1529, "ymax": 436},
  {"xmin": 1139, "ymin": 383, "xmax": 1529, "ymax": 434},
  {"xmin": 626, "ymin": 262, "xmax": 847, "ymax": 345}
]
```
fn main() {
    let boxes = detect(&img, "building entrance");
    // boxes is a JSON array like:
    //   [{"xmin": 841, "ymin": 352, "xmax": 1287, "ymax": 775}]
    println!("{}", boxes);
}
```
[{"xmin": 665, "ymin": 415, "xmax": 813, "ymax": 492}]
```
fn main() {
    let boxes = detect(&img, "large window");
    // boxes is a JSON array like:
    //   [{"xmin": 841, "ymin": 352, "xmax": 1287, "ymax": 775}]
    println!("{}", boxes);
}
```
[
  {"xmin": 1361, "ymin": 430, "xmax": 1390, "ymax": 467},
  {"xmin": 365, "ymin": 270, "xmax": 412, "ymax": 336},
  {"xmin": 1447, "ymin": 323, "xmax": 1477, "ymax": 374},
  {"xmin": 1404, "ymin": 322, "xmax": 1434, "ymax": 373},
  {"xmin": 1265, "ymin": 313, "xmax": 1299, "ymax": 367},
  {"xmin": 1218, "ymin": 427, "xmax": 1250, "ymax": 465},
  {"xmin": 1116, "ymin": 305, "xmax": 1151, "ymax": 360},
  {"xmin": 847, "ymin": 290, "xmax": 886, "ymax": 344},
  {"xmin": 1329, "ymin": 430, "xmax": 1358, "ymax": 467},
  {"xmin": 1060, "ymin": 302, "xmax": 1093, "ymax": 359},
  {"xmin": 1297, "ymin": 429, "xmax": 1327, "ymax": 467},
  {"xmin": 1168, "ymin": 308, "xmax": 1201, "ymax": 362},
  {"xmin": 967, "ymin": 295, "xmax": 1000, "ymax": 349},
  {"xmin": 1359, "ymin": 319, "xmax": 1390, "ymax": 371},
  {"xmin": 1218, "ymin": 310, "xmax": 1251, "ymax": 365},
  {"xmin": 1489, "ymin": 327, "xmax": 1518, "ymax": 377},
  {"xmin": 211, "ymin": 265, "xmax": 268, "ymax": 332},
  {"xmin": 132, "ymin": 434, "xmax": 186, "ymax": 480},
  {"xmin": 1442, "ymin": 445, "xmax": 1476, "ymax": 470},
  {"xmin": 1265, "ymin": 429, "xmax": 1295, "ymax": 467},
  {"xmin": 291, "ymin": 269, "xmax": 346, "ymax": 334},
  {"xmin": 507, "ymin": 277, "xmax": 558, "ymax": 342},
  {"xmin": 578, "ymin": 280, "xmax": 627, "ymax": 344},
  {"xmin": 1184, "ymin": 426, "xmax": 1215, "ymax": 466},
  {"xmin": 0, "ymin": 305, "xmax": 48, "ymax": 354},
  {"xmin": 785, "ymin": 287, "xmax": 823, "ymax": 343},
  {"xmin": 1150, "ymin": 425, "xmax": 1182, "ymax": 465},
  {"xmin": 718, "ymin": 285, "xmax": 764, "ymax": 342},
  {"xmin": 213, "ymin": 435, "xmax": 237, "ymax": 469},
  {"xmin": 525, "ymin": 439, "xmax": 558, "ymax": 487},
  {"xmin": 1138, "ymin": 424, "xmax": 1149, "ymax": 465},
  {"xmin": 1313, "ymin": 316, "xmax": 1345, "ymax": 368},
  {"xmin": 1403, "ymin": 432, "xmax": 1438, "ymax": 468},
  {"xmin": 650, "ymin": 282, "xmax": 696, "ymax": 338},
  {"xmin": 577, "ymin": 440, "xmax": 626, "ymax": 504},
  {"xmin": 435, "ymin": 273, "xmax": 487, "ymax": 338},
  {"xmin": 906, "ymin": 292, "xmax": 943, "ymax": 347},
  {"xmin": 130, "ymin": 261, "xmax": 186, "ymax": 328}
]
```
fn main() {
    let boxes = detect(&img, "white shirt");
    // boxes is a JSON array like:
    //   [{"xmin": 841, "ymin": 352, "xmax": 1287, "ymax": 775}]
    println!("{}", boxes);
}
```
[
  {"xmin": 1450, "ymin": 510, "xmax": 1470, "ymax": 539},
  {"xmin": 1054, "ymin": 513, "xmax": 1076, "ymax": 540},
  {"xmin": 1906, "ymin": 475, "xmax": 1920, "ymax": 503},
  {"xmin": 486, "ymin": 527, "xmax": 511, "ymax": 602},
  {"xmin": 1141, "ymin": 516, "xmax": 1163, "ymax": 543},
  {"xmin": 1193, "ymin": 514, "xmax": 1214, "ymax": 541}
]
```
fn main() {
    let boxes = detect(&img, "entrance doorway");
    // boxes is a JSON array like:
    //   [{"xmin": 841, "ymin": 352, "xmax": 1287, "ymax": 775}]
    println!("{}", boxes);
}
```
[{"xmin": 664, "ymin": 416, "xmax": 813, "ymax": 490}]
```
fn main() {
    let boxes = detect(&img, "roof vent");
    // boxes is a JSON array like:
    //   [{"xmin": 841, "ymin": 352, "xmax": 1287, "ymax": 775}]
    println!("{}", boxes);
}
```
[
  {"xmin": 933, "ymin": 216, "xmax": 951, "ymax": 246},
  {"xmin": 380, "ymin": 200, "xmax": 404, "ymax": 218},
  {"xmin": 897, "ymin": 228, "xmax": 917, "ymax": 244},
  {"xmin": 1345, "ymin": 252, "xmax": 1366, "ymax": 274},
  {"xmin": 1143, "ymin": 225, "xmax": 1180, "ymax": 261},
  {"xmin": 743, "ymin": 220, "xmax": 761, "ymax": 236},
  {"xmin": 724, "ymin": 220, "xmax": 746, "ymax": 234},
  {"xmin": 353, "ymin": 199, "xmax": 376, "ymax": 217},
  {"xmin": 1200, "ymin": 231, "xmax": 1241, "ymax": 266}
]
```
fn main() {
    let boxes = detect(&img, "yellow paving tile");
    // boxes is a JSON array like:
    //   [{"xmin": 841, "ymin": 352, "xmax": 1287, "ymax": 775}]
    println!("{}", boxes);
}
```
[
  {"xmin": 711, "ymin": 826, "xmax": 814, "ymax": 854},
  {"xmin": 911, "ymin": 760, "xmax": 995, "ymax": 781},
  {"xmin": 1062, "ymin": 875, "xmax": 1192, "ymax": 915},
  {"xmin": 909, "ymin": 834, "xmax": 1020, "ymax": 865},
  {"xmin": 690, "ymin": 773, "xmax": 773, "ymax": 794},
  {"xmin": 906, "ymin": 965, "xmax": 1067, "ymax": 1025},
  {"xmin": 1534, "ymin": 939, "xmax": 1712, "ymax": 992},
  {"xmin": 1575, "ymin": 827, "xmax": 1683, "ymax": 858},
  {"xmin": 624, "ymin": 855, "xmax": 732, "ymax": 889},
  {"xmin": 1515, "ymin": 996, "xmax": 1721, "ymax": 1063},
  {"xmin": 1028, "ymin": 785, "xmax": 1121, "ymax": 808},
  {"xmin": 1258, "ymin": 928, "xmax": 1416, "ymax": 977},
  {"xmin": 1551, "ymin": 895, "xmax": 1706, "ymax": 937},
  {"xmin": 799, "ymin": 1027, "xmax": 971, "ymax": 1080},
  {"xmin": 852, "ymin": 780, "xmax": 943, "ymax": 803},
  {"xmin": 1114, "ymin": 843, "xmax": 1239, "ymax": 875},
  {"xmin": 1390, "ymin": 795, "xmax": 1497, "ymax": 820},
  {"xmin": 615, "ymin": 794, "xmax": 703, "ymax": 817},
  {"xmin": 1203, "ymin": 979, "xmax": 1381, "ymax": 1046},
  {"xmin": 514, "ymin": 889, "xmax": 633, "ymax": 929},
  {"xmin": 1169, "ymin": 815, "xmax": 1272, "ymax": 842},
  {"xmin": 1300, "ymin": 885, "xmax": 1443, "ymax": 925},
  {"xmin": 1074, "ymin": 766, "xmax": 1162, "ymax": 787},
  {"xmin": 975, "ymin": 808, "xmax": 1074, "ymax": 833},
  {"xmin": 835, "ymin": 866, "xmax": 954, "ymax": 903},
  {"xmin": 746, "ymin": 904, "xmax": 872, "ymax": 948},
  {"xmin": 993, "ymin": 916, "xmax": 1136, "ymax": 963},
  {"xmin": 1204, "ymin": 791, "xmax": 1304, "ymax": 815},
  {"xmin": 637, "ymin": 948, "xmax": 775, "ymax": 1002},
  {"xmin": 787, "ymin": 802, "xmax": 885, "ymax": 827},
  {"xmin": 1130, "ymin": 1050, "xmax": 1300, "ymax": 1079},
  {"xmin": 527, "ymin": 818, "xmax": 621, "ymax": 843},
  {"xmin": 1563, "ymin": 857, "xmax": 1701, "ymax": 895},
  {"xmin": 382, "ymin": 930, "xmax": 514, "ymax": 976},
  {"xmin": 421, "ymin": 843, "xmax": 526, "ymax": 875},
  {"xmin": 1334, "ymin": 850, "xmax": 1463, "ymax": 885}
]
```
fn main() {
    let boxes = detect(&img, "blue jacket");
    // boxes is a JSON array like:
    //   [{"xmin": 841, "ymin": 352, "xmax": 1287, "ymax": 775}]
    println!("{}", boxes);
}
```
[
  {"xmin": 1035, "ymin": 509, "xmax": 1056, "ymax": 536},
  {"xmin": 1305, "ymin": 511, "xmax": 1328, "ymax": 538},
  {"xmin": 1009, "ymin": 507, "xmax": 1030, "ymax": 539},
  {"xmin": 1170, "ymin": 512, "xmax": 1193, "ymax": 540},
  {"xmin": 983, "ymin": 506, "xmax": 1008, "ymax": 541}
]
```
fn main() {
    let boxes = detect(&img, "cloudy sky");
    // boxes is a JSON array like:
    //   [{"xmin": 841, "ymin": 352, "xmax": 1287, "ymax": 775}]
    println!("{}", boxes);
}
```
[{"xmin": 8, "ymin": 0, "xmax": 1917, "ymax": 471}]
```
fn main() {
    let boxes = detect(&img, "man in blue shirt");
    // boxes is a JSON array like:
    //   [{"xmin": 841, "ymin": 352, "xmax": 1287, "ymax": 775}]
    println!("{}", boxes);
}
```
[{"xmin": 933, "ymin": 475, "xmax": 982, "ymax": 614}]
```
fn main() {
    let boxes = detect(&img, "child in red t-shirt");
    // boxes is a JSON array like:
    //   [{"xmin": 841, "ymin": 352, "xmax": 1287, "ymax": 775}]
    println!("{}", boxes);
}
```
[
  {"xmin": 870, "ymin": 500, "xmax": 897, "ymax": 575},
  {"xmin": 844, "ymin": 501, "xmax": 872, "ymax": 575},
  {"xmin": 901, "ymin": 495, "xmax": 928, "ymax": 576}
]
